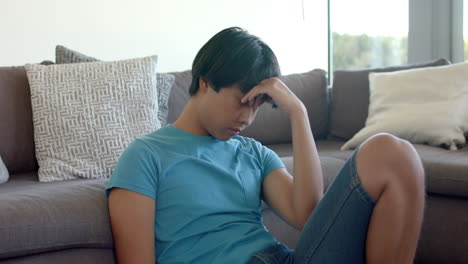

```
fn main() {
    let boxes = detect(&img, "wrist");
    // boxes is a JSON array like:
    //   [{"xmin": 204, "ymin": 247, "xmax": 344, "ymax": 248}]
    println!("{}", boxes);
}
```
[{"xmin": 288, "ymin": 102, "xmax": 307, "ymax": 119}]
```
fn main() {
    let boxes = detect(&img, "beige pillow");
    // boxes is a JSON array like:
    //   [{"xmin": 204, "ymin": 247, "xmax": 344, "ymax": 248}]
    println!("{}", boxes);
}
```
[
  {"xmin": 342, "ymin": 62, "xmax": 468, "ymax": 151},
  {"xmin": 329, "ymin": 59, "xmax": 450, "ymax": 140},
  {"xmin": 25, "ymin": 56, "xmax": 161, "ymax": 182}
]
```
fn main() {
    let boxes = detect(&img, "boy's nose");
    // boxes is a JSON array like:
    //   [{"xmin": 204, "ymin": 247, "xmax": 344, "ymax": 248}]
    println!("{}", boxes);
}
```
[{"xmin": 237, "ymin": 106, "xmax": 256, "ymax": 127}]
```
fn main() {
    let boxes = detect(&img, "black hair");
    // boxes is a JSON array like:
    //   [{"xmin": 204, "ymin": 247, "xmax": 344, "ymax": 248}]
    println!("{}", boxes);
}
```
[{"xmin": 189, "ymin": 27, "xmax": 281, "ymax": 96}]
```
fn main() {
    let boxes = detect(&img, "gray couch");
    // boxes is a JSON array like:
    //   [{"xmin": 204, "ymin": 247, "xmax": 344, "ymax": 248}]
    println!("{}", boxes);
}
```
[{"xmin": 0, "ymin": 58, "xmax": 467, "ymax": 263}]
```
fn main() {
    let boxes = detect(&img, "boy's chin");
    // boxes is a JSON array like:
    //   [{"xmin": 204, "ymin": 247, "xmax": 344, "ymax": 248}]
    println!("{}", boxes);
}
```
[
  {"xmin": 214, "ymin": 135, "xmax": 232, "ymax": 141},
  {"xmin": 211, "ymin": 131, "xmax": 234, "ymax": 141}
]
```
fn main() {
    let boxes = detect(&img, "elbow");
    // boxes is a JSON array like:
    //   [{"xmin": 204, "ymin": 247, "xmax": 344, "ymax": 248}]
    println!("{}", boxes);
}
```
[
  {"xmin": 291, "ymin": 210, "xmax": 311, "ymax": 230},
  {"xmin": 293, "ymin": 195, "xmax": 323, "ymax": 230},
  {"xmin": 294, "ymin": 221, "xmax": 306, "ymax": 231},
  {"xmin": 291, "ymin": 214, "xmax": 309, "ymax": 230},
  {"xmin": 294, "ymin": 214, "xmax": 310, "ymax": 230}
]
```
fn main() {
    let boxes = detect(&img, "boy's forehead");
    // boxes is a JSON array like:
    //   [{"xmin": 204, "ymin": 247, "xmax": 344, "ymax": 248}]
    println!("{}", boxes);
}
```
[{"xmin": 225, "ymin": 83, "xmax": 247, "ymax": 96}]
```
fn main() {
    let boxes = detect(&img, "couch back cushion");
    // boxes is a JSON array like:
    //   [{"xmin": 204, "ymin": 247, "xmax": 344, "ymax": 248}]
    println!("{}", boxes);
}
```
[
  {"xmin": 0, "ymin": 67, "xmax": 38, "ymax": 174},
  {"xmin": 166, "ymin": 69, "xmax": 329, "ymax": 145},
  {"xmin": 242, "ymin": 69, "xmax": 328, "ymax": 144},
  {"xmin": 329, "ymin": 58, "xmax": 450, "ymax": 140},
  {"xmin": 166, "ymin": 70, "xmax": 193, "ymax": 124}
]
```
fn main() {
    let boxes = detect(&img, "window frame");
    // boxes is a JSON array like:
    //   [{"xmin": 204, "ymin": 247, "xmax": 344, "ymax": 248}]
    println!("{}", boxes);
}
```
[{"xmin": 407, "ymin": 0, "xmax": 463, "ymax": 63}]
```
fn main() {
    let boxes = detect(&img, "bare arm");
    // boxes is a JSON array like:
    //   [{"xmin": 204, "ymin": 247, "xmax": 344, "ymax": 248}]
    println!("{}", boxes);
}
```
[
  {"xmin": 108, "ymin": 187, "xmax": 156, "ymax": 263},
  {"xmin": 242, "ymin": 77, "xmax": 323, "ymax": 229}
]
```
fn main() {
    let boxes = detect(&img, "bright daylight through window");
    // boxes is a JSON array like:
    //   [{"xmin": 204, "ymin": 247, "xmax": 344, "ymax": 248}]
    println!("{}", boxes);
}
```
[
  {"xmin": 331, "ymin": 0, "xmax": 408, "ymax": 71},
  {"xmin": 465, "ymin": 0, "xmax": 468, "ymax": 61}
]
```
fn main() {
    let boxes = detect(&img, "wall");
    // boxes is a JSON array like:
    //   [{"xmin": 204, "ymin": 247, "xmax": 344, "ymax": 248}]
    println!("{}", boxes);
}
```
[{"xmin": 0, "ymin": 0, "xmax": 328, "ymax": 74}]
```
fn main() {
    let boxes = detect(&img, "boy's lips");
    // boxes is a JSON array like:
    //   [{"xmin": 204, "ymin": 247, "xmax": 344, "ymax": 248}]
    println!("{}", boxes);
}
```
[{"xmin": 228, "ymin": 128, "xmax": 240, "ymax": 135}]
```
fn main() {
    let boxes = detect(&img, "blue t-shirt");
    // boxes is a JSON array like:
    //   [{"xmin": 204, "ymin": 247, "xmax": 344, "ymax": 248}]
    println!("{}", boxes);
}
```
[{"xmin": 105, "ymin": 124, "xmax": 285, "ymax": 264}]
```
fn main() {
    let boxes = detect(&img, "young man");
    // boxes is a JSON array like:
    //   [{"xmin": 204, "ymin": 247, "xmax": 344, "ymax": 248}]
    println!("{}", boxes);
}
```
[{"xmin": 106, "ymin": 27, "xmax": 425, "ymax": 264}]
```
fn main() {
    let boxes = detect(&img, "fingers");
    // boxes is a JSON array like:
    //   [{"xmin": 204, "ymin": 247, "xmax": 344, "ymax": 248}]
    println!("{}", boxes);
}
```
[
  {"xmin": 241, "ymin": 80, "xmax": 267, "ymax": 104},
  {"xmin": 243, "ymin": 93, "xmax": 266, "ymax": 108},
  {"xmin": 242, "ymin": 84, "xmax": 268, "ymax": 104},
  {"xmin": 240, "ymin": 77, "xmax": 283, "ymax": 108},
  {"xmin": 255, "ymin": 94, "xmax": 268, "ymax": 108},
  {"xmin": 241, "ymin": 88, "xmax": 276, "ymax": 109},
  {"xmin": 246, "ymin": 94, "xmax": 260, "ymax": 108},
  {"xmin": 259, "ymin": 94, "xmax": 277, "ymax": 108},
  {"xmin": 241, "ymin": 89, "xmax": 259, "ymax": 105}
]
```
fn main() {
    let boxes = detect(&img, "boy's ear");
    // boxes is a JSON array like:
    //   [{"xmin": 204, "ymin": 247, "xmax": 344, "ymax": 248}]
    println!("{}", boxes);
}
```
[{"xmin": 199, "ymin": 78, "xmax": 210, "ymax": 93}]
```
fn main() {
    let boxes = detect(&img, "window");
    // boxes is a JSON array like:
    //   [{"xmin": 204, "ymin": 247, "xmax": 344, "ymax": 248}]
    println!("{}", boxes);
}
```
[
  {"xmin": 4, "ymin": 1, "xmax": 463, "ymax": 72},
  {"xmin": 248, "ymin": 0, "xmax": 328, "ymax": 75},
  {"xmin": 156, "ymin": 0, "xmax": 328, "ymax": 75},
  {"xmin": 330, "ymin": 0, "xmax": 408, "ymax": 71},
  {"xmin": 465, "ymin": 1, "xmax": 468, "ymax": 61}
]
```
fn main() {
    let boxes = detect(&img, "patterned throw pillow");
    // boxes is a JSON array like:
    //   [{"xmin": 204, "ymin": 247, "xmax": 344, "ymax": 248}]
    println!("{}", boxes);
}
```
[
  {"xmin": 56, "ymin": 45, "xmax": 99, "ymax": 63},
  {"xmin": 55, "ymin": 45, "xmax": 174, "ymax": 126},
  {"xmin": 25, "ymin": 56, "xmax": 161, "ymax": 182}
]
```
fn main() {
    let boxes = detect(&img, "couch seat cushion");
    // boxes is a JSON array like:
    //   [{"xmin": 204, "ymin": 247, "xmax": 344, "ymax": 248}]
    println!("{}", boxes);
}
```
[
  {"xmin": 318, "ymin": 140, "xmax": 468, "ymax": 198},
  {"xmin": 268, "ymin": 144, "xmax": 346, "ymax": 189},
  {"xmin": 279, "ymin": 155, "xmax": 347, "ymax": 193},
  {"xmin": 269, "ymin": 143, "xmax": 348, "ymax": 190},
  {"xmin": 268, "ymin": 140, "xmax": 468, "ymax": 198},
  {"xmin": 0, "ymin": 173, "xmax": 112, "ymax": 259},
  {"xmin": 1, "ymin": 248, "xmax": 114, "ymax": 264},
  {"xmin": 413, "ymin": 144, "xmax": 468, "ymax": 198}
]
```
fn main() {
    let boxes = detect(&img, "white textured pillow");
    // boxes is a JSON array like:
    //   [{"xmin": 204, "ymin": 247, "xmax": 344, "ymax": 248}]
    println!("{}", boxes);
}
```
[
  {"xmin": 0, "ymin": 155, "xmax": 9, "ymax": 184},
  {"xmin": 342, "ymin": 62, "xmax": 468, "ymax": 151},
  {"xmin": 25, "ymin": 56, "xmax": 161, "ymax": 182},
  {"xmin": 55, "ymin": 45, "xmax": 175, "ymax": 126}
]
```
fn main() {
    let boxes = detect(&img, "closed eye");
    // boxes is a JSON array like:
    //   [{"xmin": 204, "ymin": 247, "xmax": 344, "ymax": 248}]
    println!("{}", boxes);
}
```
[{"xmin": 237, "ymin": 94, "xmax": 266, "ymax": 109}]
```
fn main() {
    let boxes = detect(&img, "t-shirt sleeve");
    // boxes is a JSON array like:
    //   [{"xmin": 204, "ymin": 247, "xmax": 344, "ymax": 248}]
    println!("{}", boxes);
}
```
[
  {"xmin": 105, "ymin": 139, "xmax": 159, "ymax": 200},
  {"xmin": 260, "ymin": 145, "xmax": 285, "ymax": 181}
]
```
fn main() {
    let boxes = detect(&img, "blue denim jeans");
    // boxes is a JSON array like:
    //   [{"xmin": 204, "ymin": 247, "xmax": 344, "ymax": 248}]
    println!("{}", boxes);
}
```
[{"xmin": 248, "ymin": 148, "xmax": 376, "ymax": 264}]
